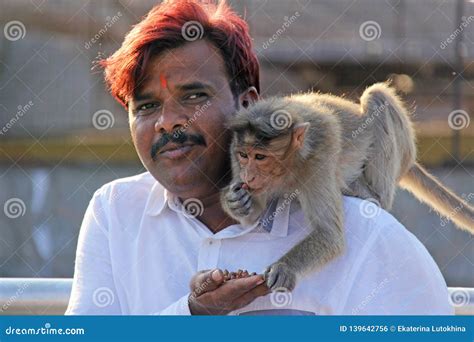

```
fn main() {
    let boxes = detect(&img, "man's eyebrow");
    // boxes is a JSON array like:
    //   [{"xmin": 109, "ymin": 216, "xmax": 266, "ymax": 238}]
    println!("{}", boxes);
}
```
[
  {"xmin": 176, "ymin": 81, "xmax": 215, "ymax": 92},
  {"xmin": 132, "ymin": 81, "xmax": 215, "ymax": 103},
  {"xmin": 132, "ymin": 92, "xmax": 155, "ymax": 103}
]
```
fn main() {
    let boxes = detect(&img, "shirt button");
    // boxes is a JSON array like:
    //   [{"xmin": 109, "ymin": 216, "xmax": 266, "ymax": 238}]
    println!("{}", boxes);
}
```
[{"xmin": 209, "ymin": 240, "xmax": 213, "ymax": 245}]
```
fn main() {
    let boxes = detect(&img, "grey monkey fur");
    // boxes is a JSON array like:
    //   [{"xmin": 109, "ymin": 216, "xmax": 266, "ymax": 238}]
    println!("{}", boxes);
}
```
[{"xmin": 221, "ymin": 82, "xmax": 474, "ymax": 291}]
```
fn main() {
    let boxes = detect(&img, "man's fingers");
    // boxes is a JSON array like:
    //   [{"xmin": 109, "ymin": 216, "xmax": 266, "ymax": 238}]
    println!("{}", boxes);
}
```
[
  {"xmin": 190, "ymin": 269, "xmax": 225, "ymax": 296},
  {"xmin": 189, "ymin": 273, "xmax": 269, "ymax": 315},
  {"xmin": 189, "ymin": 269, "xmax": 209, "ymax": 292},
  {"xmin": 215, "ymin": 274, "xmax": 265, "ymax": 301}
]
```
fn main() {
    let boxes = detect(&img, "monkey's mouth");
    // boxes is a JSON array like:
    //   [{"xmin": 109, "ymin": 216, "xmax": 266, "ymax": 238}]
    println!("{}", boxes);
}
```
[
  {"xmin": 247, "ymin": 186, "xmax": 264, "ymax": 195},
  {"xmin": 237, "ymin": 181, "xmax": 264, "ymax": 195}
]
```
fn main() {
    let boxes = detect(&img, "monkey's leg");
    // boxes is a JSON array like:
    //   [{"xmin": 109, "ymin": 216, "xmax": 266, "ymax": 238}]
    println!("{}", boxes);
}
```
[
  {"xmin": 346, "ymin": 177, "xmax": 380, "ymax": 203},
  {"xmin": 264, "ymin": 189, "xmax": 345, "ymax": 291},
  {"xmin": 358, "ymin": 83, "xmax": 416, "ymax": 209}
]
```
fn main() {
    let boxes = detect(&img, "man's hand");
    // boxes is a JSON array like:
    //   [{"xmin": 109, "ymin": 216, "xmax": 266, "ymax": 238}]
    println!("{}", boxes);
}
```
[{"xmin": 188, "ymin": 269, "xmax": 270, "ymax": 315}]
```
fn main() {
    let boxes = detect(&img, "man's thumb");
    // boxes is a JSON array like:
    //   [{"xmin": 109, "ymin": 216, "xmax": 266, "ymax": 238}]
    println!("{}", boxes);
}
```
[{"xmin": 190, "ymin": 269, "xmax": 224, "ymax": 297}]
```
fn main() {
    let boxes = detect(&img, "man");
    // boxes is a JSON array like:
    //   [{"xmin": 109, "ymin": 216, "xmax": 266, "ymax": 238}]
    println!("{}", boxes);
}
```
[{"xmin": 66, "ymin": 0, "xmax": 453, "ymax": 315}]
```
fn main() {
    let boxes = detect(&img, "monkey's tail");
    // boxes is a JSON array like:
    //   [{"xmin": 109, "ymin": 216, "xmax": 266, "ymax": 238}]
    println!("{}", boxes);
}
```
[{"xmin": 399, "ymin": 162, "xmax": 474, "ymax": 233}]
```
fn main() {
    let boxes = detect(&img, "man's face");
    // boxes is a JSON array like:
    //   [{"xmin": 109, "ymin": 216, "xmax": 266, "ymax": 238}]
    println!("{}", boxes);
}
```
[{"xmin": 128, "ymin": 40, "xmax": 237, "ymax": 198}]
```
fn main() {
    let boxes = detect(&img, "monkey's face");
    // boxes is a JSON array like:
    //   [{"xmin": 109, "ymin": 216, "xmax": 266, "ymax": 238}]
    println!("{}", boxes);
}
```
[
  {"xmin": 230, "ymin": 110, "xmax": 308, "ymax": 195},
  {"xmin": 235, "ymin": 143, "xmax": 289, "ymax": 194}
]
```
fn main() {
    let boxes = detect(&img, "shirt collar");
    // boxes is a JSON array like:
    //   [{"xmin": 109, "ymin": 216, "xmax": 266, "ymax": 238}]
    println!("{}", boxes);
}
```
[
  {"xmin": 144, "ymin": 181, "xmax": 169, "ymax": 216},
  {"xmin": 144, "ymin": 180, "xmax": 290, "ymax": 237},
  {"xmin": 259, "ymin": 197, "xmax": 290, "ymax": 237}
]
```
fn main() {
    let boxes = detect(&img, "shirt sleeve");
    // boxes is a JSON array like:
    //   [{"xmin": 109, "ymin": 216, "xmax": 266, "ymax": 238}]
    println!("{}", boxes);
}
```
[
  {"xmin": 65, "ymin": 188, "xmax": 122, "ymax": 315},
  {"xmin": 340, "ymin": 220, "xmax": 454, "ymax": 315}
]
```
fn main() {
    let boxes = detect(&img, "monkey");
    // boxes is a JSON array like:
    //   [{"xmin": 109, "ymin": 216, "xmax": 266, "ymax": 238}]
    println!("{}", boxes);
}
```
[{"xmin": 220, "ymin": 82, "xmax": 474, "ymax": 292}]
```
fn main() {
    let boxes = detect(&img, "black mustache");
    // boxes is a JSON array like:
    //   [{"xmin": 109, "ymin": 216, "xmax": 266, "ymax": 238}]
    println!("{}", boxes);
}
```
[{"xmin": 150, "ymin": 131, "xmax": 206, "ymax": 160}]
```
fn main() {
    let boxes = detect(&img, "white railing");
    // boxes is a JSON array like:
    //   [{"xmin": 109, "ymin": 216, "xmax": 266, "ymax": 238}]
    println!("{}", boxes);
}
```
[
  {"xmin": 0, "ymin": 278, "xmax": 71, "ymax": 315},
  {"xmin": 0, "ymin": 278, "xmax": 472, "ymax": 315}
]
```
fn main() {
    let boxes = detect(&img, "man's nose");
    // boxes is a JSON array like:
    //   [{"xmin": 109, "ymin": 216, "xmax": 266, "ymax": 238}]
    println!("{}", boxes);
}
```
[{"xmin": 154, "ymin": 106, "xmax": 188, "ymax": 133}]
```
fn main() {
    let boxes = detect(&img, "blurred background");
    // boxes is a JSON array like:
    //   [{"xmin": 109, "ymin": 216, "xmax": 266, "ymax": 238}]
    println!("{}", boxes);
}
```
[{"xmin": 0, "ymin": 0, "xmax": 473, "ymax": 288}]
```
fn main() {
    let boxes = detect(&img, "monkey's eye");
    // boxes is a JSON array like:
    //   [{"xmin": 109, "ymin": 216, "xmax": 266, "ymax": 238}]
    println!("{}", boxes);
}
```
[
  {"xmin": 238, "ymin": 151, "xmax": 248, "ymax": 159},
  {"xmin": 255, "ymin": 154, "xmax": 267, "ymax": 160}
]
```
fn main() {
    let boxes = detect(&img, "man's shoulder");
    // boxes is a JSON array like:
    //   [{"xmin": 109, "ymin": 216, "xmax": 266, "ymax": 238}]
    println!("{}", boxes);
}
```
[
  {"xmin": 340, "ymin": 196, "xmax": 446, "ymax": 288},
  {"xmin": 342, "ymin": 196, "xmax": 429, "ymax": 260},
  {"xmin": 336, "ymin": 197, "xmax": 451, "ymax": 314},
  {"xmin": 343, "ymin": 196, "xmax": 410, "ymax": 239}
]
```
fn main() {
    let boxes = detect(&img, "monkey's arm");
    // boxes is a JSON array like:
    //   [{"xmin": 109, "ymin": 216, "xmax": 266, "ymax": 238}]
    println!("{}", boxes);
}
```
[
  {"xmin": 265, "ymin": 187, "xmax": 345, "ymax": 291},
  {"xmin": 220, "ymin": 182, "xmax": 268, "ymax": 227}
]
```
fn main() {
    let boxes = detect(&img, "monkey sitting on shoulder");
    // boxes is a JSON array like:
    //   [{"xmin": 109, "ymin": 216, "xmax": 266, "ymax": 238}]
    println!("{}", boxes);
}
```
[{"xmin": 221, "ymin": 82, "xmax": 474, "ymax": 291}]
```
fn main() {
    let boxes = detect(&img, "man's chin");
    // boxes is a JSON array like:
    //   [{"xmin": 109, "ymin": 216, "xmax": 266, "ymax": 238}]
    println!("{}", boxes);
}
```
[
  {"xmin": 149, "ymin": 169, "xmax": 196, "ymax": 190},
  {"xmin": 147, "ymin": 158, "xmax": 201, "ymax": 186}
]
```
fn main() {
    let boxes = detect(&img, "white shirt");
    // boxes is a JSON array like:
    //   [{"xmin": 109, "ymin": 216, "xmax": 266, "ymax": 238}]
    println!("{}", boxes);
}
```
[{"xmin": 65, "ymin": 172, "xmax": 453, "ymax": 315}]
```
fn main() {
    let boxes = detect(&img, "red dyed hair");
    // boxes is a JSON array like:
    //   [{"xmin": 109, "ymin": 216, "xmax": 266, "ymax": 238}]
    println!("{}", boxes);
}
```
[{"xmin": 100, "ymin": 0, "xmax": 260, "ymax": 108}]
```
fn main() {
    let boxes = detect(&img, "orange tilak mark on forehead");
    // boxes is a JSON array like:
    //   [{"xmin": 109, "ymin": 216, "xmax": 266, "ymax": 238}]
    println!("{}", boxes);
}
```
[{"xmin": 160, "ymin": 74, "xmax": 168, "ymax": 89}]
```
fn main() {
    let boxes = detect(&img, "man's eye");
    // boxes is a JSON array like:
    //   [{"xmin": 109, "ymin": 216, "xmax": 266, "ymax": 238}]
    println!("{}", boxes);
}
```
[
  {"xmin": 255, "ymin": 154, "xmax": 267, "ymax": 160},
  {"xmin": 238, "ymin": 151, "xmax": 248, "ymax": 159},
  {"xmin": 185, "ymin": 93, "xmax": 208, "ymax": 102},
  {"xmin": 136, "ymin": 103, "xmax": 159, "ymax": 116}
]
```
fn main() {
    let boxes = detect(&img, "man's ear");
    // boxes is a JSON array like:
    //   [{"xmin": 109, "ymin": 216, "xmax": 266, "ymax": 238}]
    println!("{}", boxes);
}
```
[
  {"xmin": 292, "ymin": 122, "xmax": 310, "ymax": 149},
  {"xmin": 238, "ymin": 86, "xmax": 260, "ymax": 109}
]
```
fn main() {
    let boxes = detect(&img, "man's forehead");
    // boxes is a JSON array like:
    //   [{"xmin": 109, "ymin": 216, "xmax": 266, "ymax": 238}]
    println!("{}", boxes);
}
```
[
  {"xmin": 161, "ymin": 40, "xmax": 222, "ymax": 64},
  {"xmin": 137, "ymin": 41, "xmax": 228, "ymax": 95}
]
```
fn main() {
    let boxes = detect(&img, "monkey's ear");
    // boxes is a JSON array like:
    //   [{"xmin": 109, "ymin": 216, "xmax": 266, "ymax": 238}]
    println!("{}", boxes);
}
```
[
  {"xmin": 238, "ymin": 87, "xmax": 260, "ymax": 109},
  {"xmin": 292, "ymin": 122, "xmax": 310, "ymax": 149}
]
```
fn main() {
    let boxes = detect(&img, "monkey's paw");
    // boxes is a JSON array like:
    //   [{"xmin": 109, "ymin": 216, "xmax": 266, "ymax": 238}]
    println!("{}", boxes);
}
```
[
  {"xmin": 225, "ymin": 182, "xmax": 253, "ymax": 218},
  {"xmin": 264, "ymin": 262, "xmax": 296, "ymax": 291}
]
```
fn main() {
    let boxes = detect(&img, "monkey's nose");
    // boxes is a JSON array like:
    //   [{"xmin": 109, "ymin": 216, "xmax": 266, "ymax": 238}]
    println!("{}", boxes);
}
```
[{"xmin": 245, "ymin": 176, "xmax": 255, "ymax": 184}]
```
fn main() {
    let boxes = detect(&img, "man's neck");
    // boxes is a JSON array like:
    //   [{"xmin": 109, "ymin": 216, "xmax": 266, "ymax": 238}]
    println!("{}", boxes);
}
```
[{"xmin": 179, "ymin": 191, "xmax": 239, "ymax": 234}]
